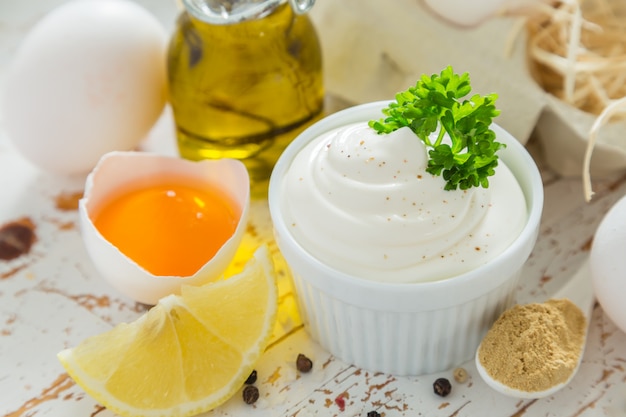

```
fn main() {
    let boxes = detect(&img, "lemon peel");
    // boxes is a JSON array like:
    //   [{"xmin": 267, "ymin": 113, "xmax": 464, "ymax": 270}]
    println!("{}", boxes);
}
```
[{"xmin": 58, "ymin": 245, "xmax": 278, "ymax": 417}]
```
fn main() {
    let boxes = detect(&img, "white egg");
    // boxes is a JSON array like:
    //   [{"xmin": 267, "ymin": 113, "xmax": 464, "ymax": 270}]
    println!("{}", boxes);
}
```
[
  {"xmin": 590, "ymin": 194, "xmax": 626, "ymax": 334},
  {"xmin": 80, "ymin": 152, "xmax": 250, "ymax": 305},
  {"xmin": 1, "ymin": 0, "xmax": 168, "ymax": 175}
]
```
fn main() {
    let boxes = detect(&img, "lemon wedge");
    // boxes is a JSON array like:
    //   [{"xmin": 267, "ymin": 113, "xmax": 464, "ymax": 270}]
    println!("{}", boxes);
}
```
[{"xmin": 58, "ymin": 245, "xmax": 278, "ymax": 417}]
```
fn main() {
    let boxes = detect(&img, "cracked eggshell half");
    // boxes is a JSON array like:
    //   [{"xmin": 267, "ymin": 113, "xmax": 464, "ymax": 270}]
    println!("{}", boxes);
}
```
[{"xmin": 79, "ymin": 152, "xmax": 250, "ymax": 305}]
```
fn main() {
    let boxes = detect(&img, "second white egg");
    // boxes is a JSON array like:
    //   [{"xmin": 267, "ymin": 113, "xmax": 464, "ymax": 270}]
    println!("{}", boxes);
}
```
[{"xmin": 590, "ymin": 194, "xmax": 626, "ymax": 335}]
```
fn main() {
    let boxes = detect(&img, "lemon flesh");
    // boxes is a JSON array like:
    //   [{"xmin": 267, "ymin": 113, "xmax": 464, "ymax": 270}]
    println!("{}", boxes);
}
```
[{"xmin": 58, "ymin": 245, "xmax": 278, "ymax": 417}]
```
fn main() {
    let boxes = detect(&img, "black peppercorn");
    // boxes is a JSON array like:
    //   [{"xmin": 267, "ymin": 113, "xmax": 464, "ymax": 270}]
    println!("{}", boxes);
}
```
[
  {"xmin": 242, "ymin": 385, "xmax": 259, "ymax": 404},
  {"xmin": 367, "ymin": 411, "xmax": 381, "ymax": 417},
  {"xmin": 433, "ymin": 377, "xmax": 452, "ymax": 397},
  {"xmin": 245, "ymin": 369, "xmax": 257, "ymax": 385},
  {"xmin": 296, "ymin": 353, "xmax": 313, "ymax": 373}
]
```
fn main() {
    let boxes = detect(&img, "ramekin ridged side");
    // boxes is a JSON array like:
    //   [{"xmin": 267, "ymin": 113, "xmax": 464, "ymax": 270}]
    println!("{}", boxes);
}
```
[{"xmin": 290, "ymin": 269, "xmax": 519, "ymax": 376}]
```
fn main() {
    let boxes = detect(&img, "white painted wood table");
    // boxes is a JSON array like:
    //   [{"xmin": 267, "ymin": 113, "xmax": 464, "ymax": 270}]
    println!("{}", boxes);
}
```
[{"xmin": 1, "ymin": 1, "xmax": 626, "ymax": 416}]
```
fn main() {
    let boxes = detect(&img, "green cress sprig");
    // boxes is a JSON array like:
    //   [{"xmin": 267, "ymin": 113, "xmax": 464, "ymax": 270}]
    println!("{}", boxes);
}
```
[{"xmin": 368, "ymin": 66, "xmax": 503, "ymax": 191}]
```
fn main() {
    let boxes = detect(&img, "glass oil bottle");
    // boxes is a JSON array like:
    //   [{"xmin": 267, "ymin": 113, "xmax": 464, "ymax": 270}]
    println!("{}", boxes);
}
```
[{"xmin": 167, "ymin": 0, "xmax": 324, "ymax": 196}]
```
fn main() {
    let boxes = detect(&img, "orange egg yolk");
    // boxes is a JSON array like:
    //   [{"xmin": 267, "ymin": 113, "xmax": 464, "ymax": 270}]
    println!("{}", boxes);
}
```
[{"xmin": 92, "ymin": 183, "xmax": 239, "ymax": 277}]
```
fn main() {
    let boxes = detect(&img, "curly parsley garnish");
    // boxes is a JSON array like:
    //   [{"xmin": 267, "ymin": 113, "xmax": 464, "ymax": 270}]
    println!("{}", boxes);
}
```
[{"xmin": 368, "ymin": 66, "xmax": 503, "ymax": 191}]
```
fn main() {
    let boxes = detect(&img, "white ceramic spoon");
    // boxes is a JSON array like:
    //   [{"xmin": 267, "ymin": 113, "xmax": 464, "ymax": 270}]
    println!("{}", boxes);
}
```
[{"xmin": 475, "ymin": 259, "xmax": 595, "ymax": 399}]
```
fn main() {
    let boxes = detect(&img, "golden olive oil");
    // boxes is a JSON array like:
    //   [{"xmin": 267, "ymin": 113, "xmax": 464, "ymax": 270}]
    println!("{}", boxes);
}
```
[{"xmin": 167, "ymin": 2, "xmax": 324, "ymax": 194}]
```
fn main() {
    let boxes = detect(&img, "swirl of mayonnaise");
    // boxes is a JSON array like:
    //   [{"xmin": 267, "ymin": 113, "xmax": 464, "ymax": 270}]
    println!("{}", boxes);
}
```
[{"xmin": 281, "ymin": 123, "xmax": 527, "ymax": 283}]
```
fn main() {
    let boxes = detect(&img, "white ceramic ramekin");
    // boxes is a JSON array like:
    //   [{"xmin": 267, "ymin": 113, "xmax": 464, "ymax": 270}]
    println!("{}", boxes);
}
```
[{"xmin": 268, "ymin": 101, "xmax": 544, "ymax": 376}]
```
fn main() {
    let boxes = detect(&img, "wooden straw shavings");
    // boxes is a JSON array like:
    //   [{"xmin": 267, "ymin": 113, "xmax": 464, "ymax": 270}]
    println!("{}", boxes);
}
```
[
  {"xmin": 526, "ymin": 0, "xmax": 626, "ymax": 200},
  {"xmin": 526, "ymin": 0, "xmax": 626, "ymax": 114},
  {"xmin": 583, "ymin": 97, "xmax": 626, "ymax": 201},
  {"xmin": 563, "ymin": 2, "xmax": 581, "ymax": 103},
  {"xmin": 588, "ymin": 75, "xmax": 610, "ymax": 107}
]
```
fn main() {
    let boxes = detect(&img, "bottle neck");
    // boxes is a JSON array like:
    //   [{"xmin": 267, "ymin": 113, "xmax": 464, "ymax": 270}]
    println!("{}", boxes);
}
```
[{"xmin": 182, "ymin": 0, "xmax": 314, "ymax": 24}]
